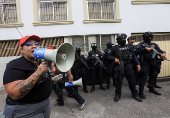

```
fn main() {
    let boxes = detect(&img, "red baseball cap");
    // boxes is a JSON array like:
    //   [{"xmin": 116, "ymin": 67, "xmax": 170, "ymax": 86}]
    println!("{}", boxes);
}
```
[
  {"xmin": 19, "ymin": 35, "xmax": 41, "ymax": 47},
  {"xmin": 47, "ymin": 47, "xmax": 54, "ymax": 49}
]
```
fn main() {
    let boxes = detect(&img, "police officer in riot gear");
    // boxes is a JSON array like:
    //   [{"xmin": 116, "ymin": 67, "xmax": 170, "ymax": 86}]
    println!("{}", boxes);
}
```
[
  {"xmin": 136, "ymin": 32, "xmax": 166, "ymax": 99},
  {"xmin": 110, "ymin": 33, "xmax": 142, "ymax": 102},
  {"xmin": 103, "ymin": 42, "xmax": 115, "ymax": 90},
  {"xmin": 127, "ymin": 36, "xmax": 140, "ymax": 85},
  {"xmin": 87, "ymin": 43, "xmax": 106, "ymax": 93},
  {"xmin": 72, "ymin": 47, "xmax": 89, "ymax": 93}
]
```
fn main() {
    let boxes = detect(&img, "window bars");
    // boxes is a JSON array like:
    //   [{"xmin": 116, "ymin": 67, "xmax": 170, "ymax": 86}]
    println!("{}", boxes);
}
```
[
  {"xmin": 87, "ymin": 0, "xmax": 115, "ymax": 19},
  {"xmin": 38, "ymin": 0, "xmax": 68, "ymax": 22},
  {"xmin": 0, "ymin": 0, "xmax": 17, "ymax": 24},
  {"xmin": 0, "ymin": 37, "xmax": 64, "ymax": 57}
]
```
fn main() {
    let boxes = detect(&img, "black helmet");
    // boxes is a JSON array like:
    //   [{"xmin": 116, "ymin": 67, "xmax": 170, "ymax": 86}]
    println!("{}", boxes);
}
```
[
  {"xmin": 91, "ymin": 43, "xmax": 97, "ymax": 51},
  {"xmin": 127, "ymin": 36, "xmax": 135, "ymax": 41},
  {"xmin": 142, "ymin": 32, "xmax": 153, "ymax": 43},
  {"xmin": 116, "ymin": 33, "xmax": 127, "ymax": 46},
  {"xmin": 106, "ymin": 42, "xmax": 113, "ymax": 49},
  {"xmin": 75, "ymin": 47, "xmax": 81, "ymax": 55},
  {"xmin": 75, "ymin": 47, "xmax": 81, "ymax": 52},
  {"xmin": 117, "ymin": 33, "xmax": 127, "ymax": 41},
  {"xmin": 91, "ymin": 43, "xmax": 97, "ymax": 48}
]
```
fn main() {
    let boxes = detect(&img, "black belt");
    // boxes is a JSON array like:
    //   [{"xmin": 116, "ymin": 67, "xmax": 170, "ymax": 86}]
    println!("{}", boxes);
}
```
[{"xmin": 7, "ymin": 98, "xmax": 38, "ymax": 105}]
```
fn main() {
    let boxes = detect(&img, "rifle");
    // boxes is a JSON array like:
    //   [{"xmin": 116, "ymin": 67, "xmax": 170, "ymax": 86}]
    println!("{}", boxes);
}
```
[
  {"xmin": 92, "ymin": 53, "xmax": 105, "ymax": 68},
  {"xmin": 115, "ymin": 46, "xmax": 124, "ymax": 80},
  {"xmin": 75, "ymin": 52, "xmax": 90, "ymax": 69},
  {"xmin": 142, "ymin": 43, "xmax": 170, "ymax": 61}
]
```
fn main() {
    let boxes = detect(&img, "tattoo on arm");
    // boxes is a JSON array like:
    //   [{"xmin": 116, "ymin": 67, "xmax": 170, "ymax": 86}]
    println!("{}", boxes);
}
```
[
  {"xmin": 16, "ymin": 72, "xmax": 40, "ymax": 99},
  {"xmin": 35, "ymin": 71, "xmax": 41, "ymax": 77}
]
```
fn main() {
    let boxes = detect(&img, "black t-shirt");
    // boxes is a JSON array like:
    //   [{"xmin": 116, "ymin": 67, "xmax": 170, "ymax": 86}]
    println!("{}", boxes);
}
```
[{"xmin": 3, "ymin": 56, "xmax": 52, "ymax": 104}]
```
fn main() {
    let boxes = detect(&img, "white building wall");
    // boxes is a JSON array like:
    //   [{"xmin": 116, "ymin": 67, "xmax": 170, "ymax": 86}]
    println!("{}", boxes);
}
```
[
  {"xmin": 0, "ymin": 0, "xmax": 170, "ymax": 40},
  {"xmin": 0, "ymin": 57, "xmax": 21, "ymax": 87}
]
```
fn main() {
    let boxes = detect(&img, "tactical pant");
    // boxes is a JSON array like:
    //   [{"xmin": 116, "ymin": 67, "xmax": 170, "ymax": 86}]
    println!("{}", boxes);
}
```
[
  {"xmin": 139, "ymin": 60, "xmax": 157, "ymax": 92},
  {"xmin": 148, "ymin": 63, "xmax": 161, "ymax": 86},
  {"xmin": 90, "ymin": 65, "xmax": 103, "ymax": 87},
  {"xmin": 105, "ymin": 62, "xmax": 115, "ymax": 85},
  {"xmin": 72, "ymin": 68, "xmax": 87, "ymax": 91},
  {"xmin": 130, "ymin": 61, "xmax": 140, "ymax": 83},
  {"xmin": 54, "ymin": 76, "xmax": 85, "ymax": 106},
  {"xmin": 114, "ymin": 63, "xmax": 138, "ymax": 96}
]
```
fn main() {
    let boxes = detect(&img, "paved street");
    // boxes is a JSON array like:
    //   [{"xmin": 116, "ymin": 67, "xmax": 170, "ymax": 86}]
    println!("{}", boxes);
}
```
[{"xmin": 0, "ymin": 80, "xmax": 170, "ymax": 118}]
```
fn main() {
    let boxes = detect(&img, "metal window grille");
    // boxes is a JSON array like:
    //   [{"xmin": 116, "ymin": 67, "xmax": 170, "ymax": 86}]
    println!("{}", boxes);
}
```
[
  {"xmin": 72, "ymin": 36, "xmax": 89, "ymax": 55},
  {"xmin": 38, "ymin": 0, "xmax": 68, "ymax": 22},
  {"xmin": 87, "ymin": 0, "xmax": 115, "ymax": 19},
  {"xmin": 0, "ymin": 0, "xmax": 17, "ymax": 24},
  {"xmin": 0, "ymin": 37, "xmax": 64, "ymax": 57},
  {"xmin": 96, "ymin": 35, "xmax": 111, "ymax": 52}
]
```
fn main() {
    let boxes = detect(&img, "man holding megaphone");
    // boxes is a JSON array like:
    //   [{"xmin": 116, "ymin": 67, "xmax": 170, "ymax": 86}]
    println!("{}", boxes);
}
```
[{"xmin": 3, "ymin": 35, "xmax": 53, "ymax": 118}]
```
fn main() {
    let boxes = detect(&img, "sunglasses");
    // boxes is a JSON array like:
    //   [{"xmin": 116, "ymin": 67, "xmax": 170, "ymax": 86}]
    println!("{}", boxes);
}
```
[
  {"xmin": 24, "ymin": 42, "xmax": 40, "ymax": 46},
  {"xmin": 91, "ymin": 44, "xmax": 97, "ymax": 47}
]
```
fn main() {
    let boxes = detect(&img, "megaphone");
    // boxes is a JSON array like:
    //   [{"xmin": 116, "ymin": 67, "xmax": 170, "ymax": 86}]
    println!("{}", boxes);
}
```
[
  {"xmin": 65, "ymin": 78, "xmax": 82, "ymax": 87},
  {"xmin": 33, "ymin": 43, "xmax": 75, "ymax": 72}
]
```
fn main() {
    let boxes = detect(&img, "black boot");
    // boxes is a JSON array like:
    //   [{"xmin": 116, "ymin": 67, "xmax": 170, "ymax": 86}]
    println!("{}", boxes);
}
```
[
  {"xmin": 139, "ymin": 92, "xmax": 146, "ymax": 99},
  {"xmin": 114, "ymin": 94, "xmax": 121, "ymax": 102},
  {"xmin": 90, "ymin": 87, "xmax": 95, "ymax": 93},
  {"xmin": 83, "ymin": 88, "xmax": 89, "ymax": 93},
  {"xmin": 107, "ymin": 84, "xmax": 110, "ymax": 90},
  {"xmin": 100, "ymin": 85, "xmax": 106, "ymax": 91},
  {"xmin": 154, "ymin": 84, "xmax": 162, "ymax": 88},
  {"xmin": 149, "ymin": 89, "xmax": 161, "ymax": 95},
  {"xmin": 132, "ymin": 95, "xmax": 142, "ymax": 102}
]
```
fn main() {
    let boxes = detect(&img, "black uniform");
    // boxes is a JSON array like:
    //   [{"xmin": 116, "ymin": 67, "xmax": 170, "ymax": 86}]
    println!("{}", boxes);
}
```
[
  {"xmin": 72, "ymin": 47, "xmax": 88, "ymax": 93},
  {"xmin": 136, "ymin": 32, "xmax": 165, "ymax": 99},
  {"xmin": 103, "ymin": 42, "xmax": 115, "ymax": 89},
  {"xmin": 87, "ymin": 43, "xmax": 106, "ymax": 93},
  {"xmin": 53, "ymin": 73, "xmax": 85, "ymax": 106},
  {"xmin": 111, "ymin": 33, "xmax": 142, "ymax": 102},
  {"xmin": 127, "ymin": 43, "xmax": 140, "ymax": 84}
]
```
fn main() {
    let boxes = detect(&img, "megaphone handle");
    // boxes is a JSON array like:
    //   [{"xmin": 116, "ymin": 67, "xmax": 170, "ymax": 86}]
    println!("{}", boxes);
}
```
[{"xmin": 48, "ymin": 67, "xmax": 53, "ymax": 76}]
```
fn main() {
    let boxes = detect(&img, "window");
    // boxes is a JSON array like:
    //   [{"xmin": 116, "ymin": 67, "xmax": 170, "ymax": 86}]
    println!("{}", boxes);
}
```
[
  {"xmin": 83, "ymin": 0, "xmax": 121, "ymax": 23},
  {"xmin": 96, "ymin": 35, "xmax": 112, "ymax": 51},
  {"xmin": 33, "ymin": 0, "xmax": 73, "ymax": 26},
  {"xmin": 88, "ymin": 0, "xmax": 115, "ymax": 19},
  {"xmin": 71, "ymin": 34, "xmax": 116, "ymax": 55},
  {"xmin": 0, "ymin": 0, "xmax": 23, "ymax": 28},
  {"xmin": 131, "ymin": 0, "xmax": 170, "ymax": 5},
  {"xmin": 72, "ymin": 36, "xmax": 89, "ymax": 55},
  {"xmin": 38, "ymin": 0, "xmax": 67, "ymax": 22}
]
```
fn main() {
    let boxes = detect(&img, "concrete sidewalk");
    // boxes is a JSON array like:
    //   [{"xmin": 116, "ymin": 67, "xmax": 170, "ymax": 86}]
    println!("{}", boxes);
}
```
[{"xmin": 0, "ymin": 80, "xmax": 170, "ymax": 118}]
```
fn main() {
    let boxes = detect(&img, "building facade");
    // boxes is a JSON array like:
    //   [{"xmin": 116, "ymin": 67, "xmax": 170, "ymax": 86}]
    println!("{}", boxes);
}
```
[{"xmin": 0, "ymin": 0, "xmax": 170, "ymax": 87}]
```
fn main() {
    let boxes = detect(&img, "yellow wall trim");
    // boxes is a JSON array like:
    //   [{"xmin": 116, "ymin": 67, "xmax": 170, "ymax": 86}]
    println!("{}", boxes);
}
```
[
  {"xmin": 83, "ymin": 19, "xmax": 122, "ymax": 23},
  {"xmin": 131, "ymin": 1, "xmax": 170, "ymax": 4},
  {"xmin": 0, "ymin": 23, "xmax": 24, "ymax": 28},
  {"xmin": 132, "ymin": 32, "xmax": 170, "ymax": 36},
  {"xmin": 33, "ymin": 21, "xmax": 74, "ymax": 26}
]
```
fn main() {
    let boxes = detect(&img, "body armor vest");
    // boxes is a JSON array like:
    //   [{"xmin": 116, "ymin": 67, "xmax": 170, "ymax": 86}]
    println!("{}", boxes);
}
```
[
  {"xmin": 142, "ymin": 43, "xmax": 154, "ymax": 60},
  {"xmin": 89, "ymin": 51, "xmax": 100, "ymax": 65},
  {"xmin": 117, "ymin": 46, "xmax": 132, "ymax": 64}
]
